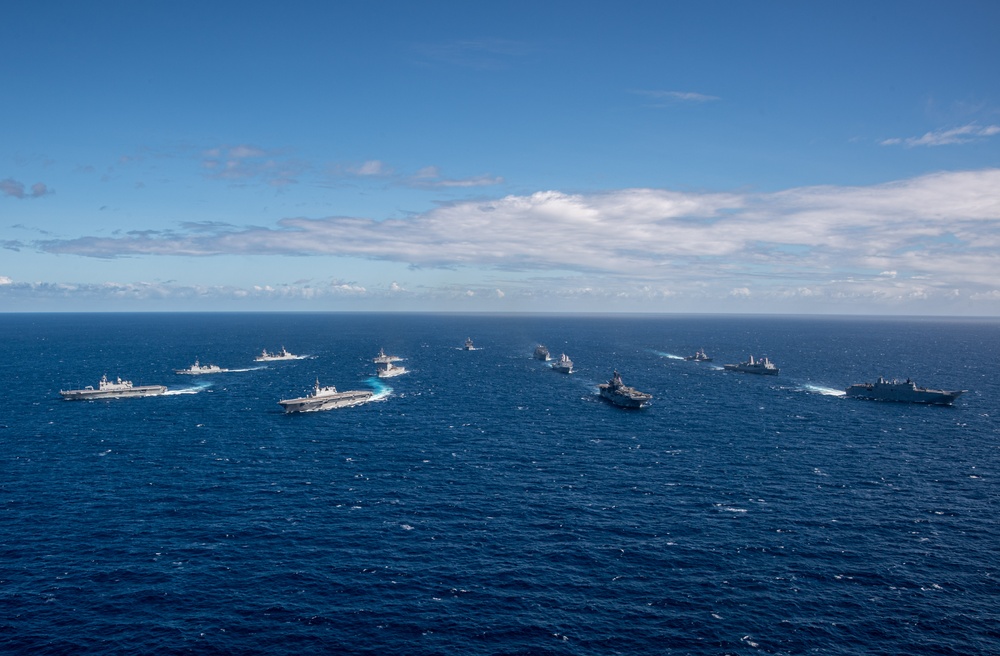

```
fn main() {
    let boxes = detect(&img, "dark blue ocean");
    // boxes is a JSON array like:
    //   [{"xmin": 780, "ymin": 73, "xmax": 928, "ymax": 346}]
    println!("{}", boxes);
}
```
[{"xmin": 2, "ymin": 313, "xmax": 998, "ymax": 655}]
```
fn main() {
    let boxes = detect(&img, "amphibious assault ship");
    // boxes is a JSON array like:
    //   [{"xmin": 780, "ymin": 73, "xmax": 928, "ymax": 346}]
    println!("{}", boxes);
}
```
[
  {"xmin": 845, "ymin": 377, "xmax": 965, "ymax": 405},
  {"xmin": 278, "ymin": 379, "xmax": 373, "ymax": 413},
  {"xmin": 60, "ymin": 374, "xmax": 167, "ymax": 400},
  {"xmin": 551, "ymin": 353, "xmax": 574, "ymax": 374},
  {"xmin": 598, "ymin": 370, "xmax": 652, "ymax": 408},
  {"xmin": 724, "ymin": 355, "xmax": 779, "ymax": 375}
]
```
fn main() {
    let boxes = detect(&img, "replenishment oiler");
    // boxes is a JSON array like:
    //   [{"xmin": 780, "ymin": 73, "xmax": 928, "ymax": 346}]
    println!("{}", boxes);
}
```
[
  {"xmin": 278, "ymin": 379, "xmax": 373, "ymax": 413},
  {"xmin": 60, "ymin": 374, "xmax": 167, "ymax": 400},
  {"xmin": 845, "ymin": 377, "xmax": 966, "ymax": 405},
  {"xmin": 598, "ymin": 370, "xmax": 652, "ymax": 408}
]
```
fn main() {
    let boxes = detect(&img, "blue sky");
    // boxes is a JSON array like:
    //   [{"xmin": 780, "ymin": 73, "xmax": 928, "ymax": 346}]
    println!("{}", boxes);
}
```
[{"xmin": 2, "ymin": 1, "xmax": 999, "ymax": 314}]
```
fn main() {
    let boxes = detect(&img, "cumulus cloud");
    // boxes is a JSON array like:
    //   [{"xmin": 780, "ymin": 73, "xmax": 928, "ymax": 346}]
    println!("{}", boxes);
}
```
[
  {"xmin": 1, "ymin": 178, "xmax": 52, "ymax": 199},
  {"xmin": 881, "ymin": 123, "xmax": 1000, "ymax": 147},
  {"xmin": 31, "ymin": 168, "xmax": 1000, "ymax": 308}
]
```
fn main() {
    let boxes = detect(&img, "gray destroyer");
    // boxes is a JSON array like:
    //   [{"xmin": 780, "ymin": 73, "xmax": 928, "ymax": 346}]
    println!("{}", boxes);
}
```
[
  {"xmin": 278, "ymin": 379, "xmax": 373, "ymax": 413},
  {"xmin": 724, "ymin": 355, "xmax": 779, "ymax": 375},
  {"xmin": 374, "ymin": 348, "xmax": 407, "ymax": 378},
  {"xmin": 845, "ymin": 377, "xmax": 965, "ymax": 405},
  {"xmin": 61, "ymin": 374, "xmax": 167, "ymax": 400},
  {"xmin": 533, "ymin": 345, "xmax": 551, "ymax": 361},
  {"xmin": 176, "ymin": 359, "xmax": 227, "ymax": 375},
  {"xmin": 599, "ymin": 370, "xmax": 652, "ymax": 408}
]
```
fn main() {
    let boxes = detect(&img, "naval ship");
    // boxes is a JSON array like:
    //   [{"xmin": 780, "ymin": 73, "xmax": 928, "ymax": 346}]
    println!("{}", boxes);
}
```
[
  {"xmin": 533, "ymin": 345, "xmax": 551, "ymax": 361},
  {"xmin": 845, "ymin": 377, "xmax": 966, "ymax": 405},
  {"xmin": 724, "ymin": 355, "xmax": 779, "ymax": 375},
  {"xmin": 598, "ymin": 371, "xmax": 652, "ymax": 408},
  {"xmin": 463, "ymin": 338, "xmax": 475, "ymax": 350},
  {"xmin": 278, "ymin": 379, "xmax": 373, "ymax": 413},
  {"xmin": 255, "ymin": 347, "xmax": 300, "ymax": 362},
  {"xmin": 551, "ymin": 353, "xmax": 574, "ymax": 374},
  {"xmin": 373, "ymin": 348, "xmax": 407, "ymax": 378},
  {"xmin": 175, "ymin": 359, "xmax": 227, "ymax": 375},
  {"xmin": 60, "ymin": 374, "xmax": 167, "ymax": 400},
  {"xmin": 684, "ymin": 349, "xmax": 713, "ymax": 362}
]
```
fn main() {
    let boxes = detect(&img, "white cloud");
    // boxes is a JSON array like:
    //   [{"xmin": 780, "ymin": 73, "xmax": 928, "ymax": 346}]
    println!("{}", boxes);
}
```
[
  {"xmin": 0, "ymin": 275, "xmax": 12, "ymax": 285},
  {"xmin": 881, "ymin": 123, "xmax": 1000, "ymax": 147},
  {"xmin": 28, "ymin": 168, "xmax": 1000, "ymax": 311}
]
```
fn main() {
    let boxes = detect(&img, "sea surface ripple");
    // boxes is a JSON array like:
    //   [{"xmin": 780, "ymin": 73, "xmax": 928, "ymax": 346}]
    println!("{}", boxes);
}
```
[{"xmin": 1, "ymin": 313, "xmax": 998, "ymax": 654}]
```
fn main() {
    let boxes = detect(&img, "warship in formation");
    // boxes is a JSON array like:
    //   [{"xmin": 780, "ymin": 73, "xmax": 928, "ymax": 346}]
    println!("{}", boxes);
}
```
[
  {"xmin": 533, "ymin": 345, "xmax": 551, "ymax": 361},
  {"xmin": 278, "ymin": 379, "xmax": 374, "ymax": 413},
  {"xmin": 845, "ymin": 377, "xmax": 966, "ymax": 405},
  {"xmin": 724, "ymin": 355, "xmax": 779, "ymax": 375},
  {"xmin": 175, "ymin": 359, "xmax": 227, "ymax": 375},
  {"xmin": 551, "ymin": 353, "xmax": 574, "ymax": 374},
  {"xmin": 598, "ymin": 370, "xmax": 652, "ymax": 408},
  {"xmin": 464, "ymin": 338, "xmax": 475, "ymax": 350},
  {"xmin": 373, "ymin": 348, "xmax": 407, "ymax": 378},
  {"xmin": 60, "ymin": 374, "xmax": 167, "ymax": 400},
  {"xmin": 684, "ymin": 349, "xmax": 713, "ymax": 362},
  {"xmin": 255, "ymin": 347, "xmax": 299, "ymax": 362}
]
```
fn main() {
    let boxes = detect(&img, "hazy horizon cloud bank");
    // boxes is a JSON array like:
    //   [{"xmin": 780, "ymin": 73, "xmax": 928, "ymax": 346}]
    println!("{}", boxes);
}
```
[{"xmin": 6, "ymin": 169, "xmax": 1000, "ymax": 314}]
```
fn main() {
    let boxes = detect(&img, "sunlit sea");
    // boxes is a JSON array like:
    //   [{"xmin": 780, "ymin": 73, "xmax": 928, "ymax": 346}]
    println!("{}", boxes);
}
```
[{"xmin": 2, "ymin": 313, "xmax": 998, "ymax": 655}]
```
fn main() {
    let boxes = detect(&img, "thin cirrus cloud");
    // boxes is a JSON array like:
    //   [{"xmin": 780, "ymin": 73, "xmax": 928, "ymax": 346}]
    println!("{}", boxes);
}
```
[
  {"xmin": 202, "ymin": 144, "xmax": 307, "ymax": 187},
  {"xmin": 631, "ymin": 89, "xmax": 721, "ymax": 106},
  {"xmin": 880, "ymin": 123, "xmax": 1000, "ymax": 147},
  {"xmin": 34, "ymin": 169, "xmax": 1000, "ymax": 304}
]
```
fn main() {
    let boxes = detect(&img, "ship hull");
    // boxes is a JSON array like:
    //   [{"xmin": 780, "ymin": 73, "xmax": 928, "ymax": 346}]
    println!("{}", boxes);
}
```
[
  {"xmin": 723, "ymin": 364, "xmax": 779, "ymax": 375},
  {"xmin": 377, "ymin": 367, "xmax": 407, "ymax": 378}
]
